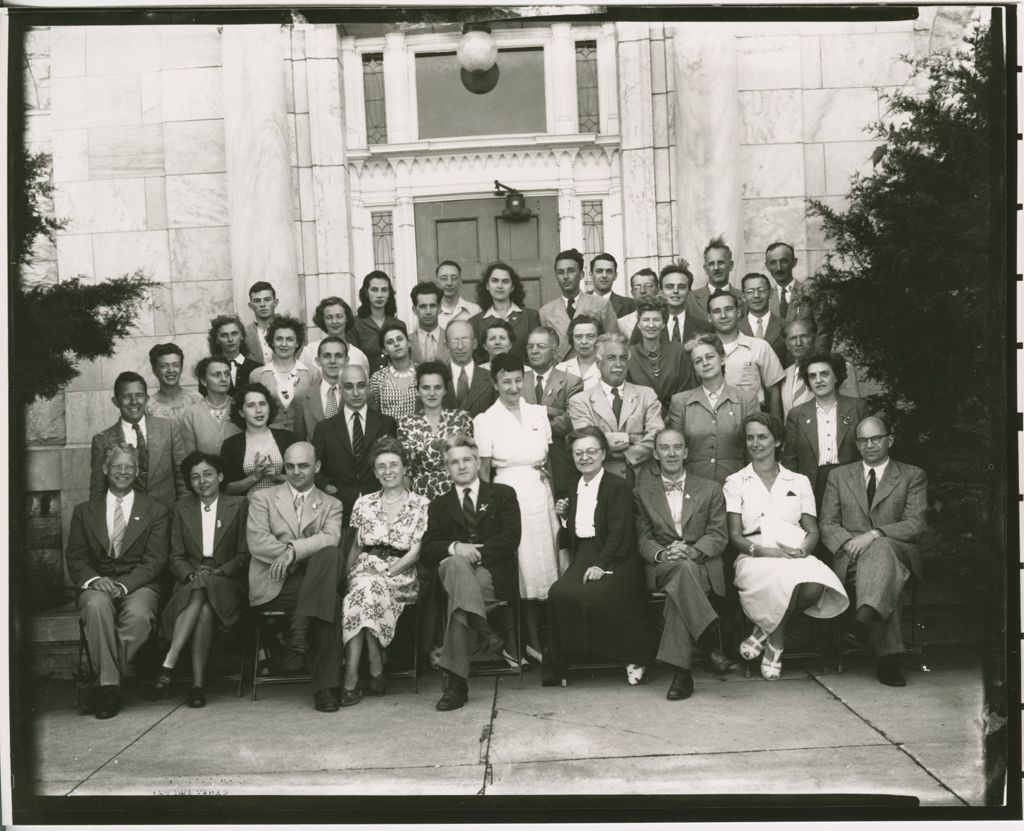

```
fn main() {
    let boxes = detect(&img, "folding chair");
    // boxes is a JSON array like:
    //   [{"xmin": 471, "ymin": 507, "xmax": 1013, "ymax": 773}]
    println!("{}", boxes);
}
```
[
  {"xmin": 836, "ymin": 580, "xmax": 926, "ymax": 673},
  {"xmin": 248, "ymin": 609, "xmax": 312, "ymax": 700},
  {"xmin": 384, "ymin": 601, "xmax": 421, "ymax": 693}
]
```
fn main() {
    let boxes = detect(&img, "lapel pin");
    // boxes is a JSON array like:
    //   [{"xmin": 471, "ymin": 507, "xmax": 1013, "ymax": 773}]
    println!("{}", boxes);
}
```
[
  {"xmin": 133, "ymin": 516, "xmax": 140, "ymax": 521},
  {"xmin": 216, "ymin": 520, "xmax": 222, "ymax": 529},
  {"xmin": 805, "ymin": 418, "xmax": 811, "ymax": 424}
]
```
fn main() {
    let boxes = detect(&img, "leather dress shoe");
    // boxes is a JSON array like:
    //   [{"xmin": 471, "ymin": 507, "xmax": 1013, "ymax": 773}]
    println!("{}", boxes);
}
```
[
  {"xmin": 95, "ymin": 685, "xmax": 121, "ymax": 719},
  {"xmin": 876, "ymin": 655, "xmax": 906, "ymax": 687},
  {"xmin": 314, "ymin": 688, "xmax": 340, "ymax": 712},
  {"xmin": 666, "ymin": 670, "xmax": 694, "ymax": 701},
  {"xmin": 436, "ymin": 672, "xmax": 468, "ymax": 711},
  {"xmin": 706, "ymin": 649, "xmax": 739, "ymax": 676},
  {"xmin": 186, "ymin": 686, "xmax": 207, "ymax": 708}
]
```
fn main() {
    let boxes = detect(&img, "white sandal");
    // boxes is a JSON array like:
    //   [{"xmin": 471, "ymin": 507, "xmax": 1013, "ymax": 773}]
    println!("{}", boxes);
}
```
[
  {"xmin": 761, "ymin": 642, "xmax": 784, "ymax": 681},
  {"xmin": 739, "ymin": 626, "xmax": 770, "ymax": 660}
]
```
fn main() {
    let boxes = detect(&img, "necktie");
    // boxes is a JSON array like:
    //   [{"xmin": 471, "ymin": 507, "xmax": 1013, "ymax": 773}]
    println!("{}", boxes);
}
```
[
  {"xmin": 351, "ymin": 411, "xmax": 365, "ymax": 459},
  {"xmin": 707, "ymin": 389, "xmax": 719, "ymax": 410},
  {"xmin": 867, "ymin": 468, "xmax": 876, "ymax": 508},
  {"xmin": 325, "ymin": 385, "xmax": 339, "ymax": 418},
  {"xmin": 755, "ymin": 317, "xmax": 765, "ymax": 339},
  {"xmin": 779, "ymin": 286, "xmax": 789, "ymax": 318},
  {"xmin": 110, "ymin": 497, "xmax": 126, "ymax": 558},
  {"xmin": 132, "ymin": 423, "xmax": 148, "ymax": 488},
  {"xmin": 462, "ymin": 487, "xmax": 477, "ymax": 531},
  {"xmin": 535, "ymin": 374, "xmax": 545, "ymax": 404},
  {"xmin": 611, "ymin": 386, "xmax": 623, "ymax": 424},
  {"xmin": 294, "ymin": 493, "xmax": 304, "ymax": 526},
  {"xmin": 424, "ymin": 332, "xmax": 435, "ymax": 361},
  {"xmin": 671, "ymin": 315, "xmax": 681, "ymax": 343},
  {"xmin": 566, "ymin": 295, "xmax": 576, "ymax": 320},
  {"xmin": 456, "ymin": 367, "xmax": 470, "ymax": 407}
]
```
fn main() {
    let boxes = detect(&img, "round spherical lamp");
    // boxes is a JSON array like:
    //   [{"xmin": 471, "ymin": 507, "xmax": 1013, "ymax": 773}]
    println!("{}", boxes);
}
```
[{"xmin": 457, "ymin": 28, "xmax": 498, "ymax": 73}]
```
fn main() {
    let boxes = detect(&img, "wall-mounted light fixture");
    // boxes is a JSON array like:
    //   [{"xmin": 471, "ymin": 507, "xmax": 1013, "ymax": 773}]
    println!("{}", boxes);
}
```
[
  {"xmin": 494, "ymin": 180, "xmax": 533, "ymax": 221},
  {"xmin": 458, "ymin": 24, "xmax": 500, "ymax": 94}
]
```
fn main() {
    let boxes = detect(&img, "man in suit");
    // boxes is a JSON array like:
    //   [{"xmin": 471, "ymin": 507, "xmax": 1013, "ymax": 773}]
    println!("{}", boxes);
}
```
[
  {"xmin": 781, "ymin": 318, "xmax": 860, "ymax": 418},
  {"xmin": 90, "ymin": 371, "xmax": 187, "ymax": 510},
  {"xmin": 589, "ymin": 252, "xmax": 635, "ymax": 318},
  {"xmin": 738, "ymin": 272, "xmax": 787, "ymax": 367},
  {"xmin": 642, "ymin": 262, "xmax": 713, "ymax": 347},
  {"xmin": 292, "ymin": 336, "xmax": 346, "ymax": 442},
  {"xmin": 436, "ymin": 260, "xmax": 481, "ymax": 332},
  {"xmin": 420, "ymin": 434, "xmax": 522, "ymax": 711},
  {"xmin": 764, "ymin": 241, "xmax": 830, "ymax": 352},
  {"xmin": 782, "ymin": 352, "xmax": 871, "ymax": 505},
  {"xmin": 312, "ymin": 364, "xmax": 398, "ymax": 524},
  {"xmin": 206, "ymin": 314, "xmax": 261, "ymax": 394},
  {"xmin": 408, "ymin": 281, "xmax": 450, "ymax": 364},
  {"xmin": 820, "ymin": 416, "xmax": 928, "ymax": 687},
  {"xmin": 568, "ymin": 333, "xmax": 664, "ymax": 482},
  {"xmin": 248, "ymin": 441, "xmax": 347, "ymax": 711},
  {"xmin": 68, "ymin": 443, "xmax": 170, "ymax": 719},
  {"xmin": 441, "ymin": 319, "xmax": 495, "ymax": 417},
  {"xmin": 243, "ymin": 280, "xmax": 279, "ymax": 364},
  {"xmin": 687, "ymin": 237, "xmax": 743, "ymax": 324},
  {"xmin": 523, "ymin": 325, "xmax": 584, "ymax": 499},
  {"xmin": 616, "ymin": 267, "xmax": 659, "ymax": 341},
  {"xmin": 634, "ymin": 428, "xmax": 738, "ymax": 700},
  {"xmin": 540, "ymin": 248, "xmax": 620, "ymax": 361}
]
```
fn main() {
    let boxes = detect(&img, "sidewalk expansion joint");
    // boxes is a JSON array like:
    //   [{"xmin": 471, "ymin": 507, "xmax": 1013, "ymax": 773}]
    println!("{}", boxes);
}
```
[{"xmin": 477, "ymin": 678, "xmax": 500, "ymax": 794}]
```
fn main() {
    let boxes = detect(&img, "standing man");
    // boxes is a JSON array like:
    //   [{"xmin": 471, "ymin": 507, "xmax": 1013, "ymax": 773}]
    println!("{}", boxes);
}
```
[
  {"xmin": 207, "ymin": 314, "xmax": 261, "ymax": 393},
  {"xmin": 589, "ymin": 253, "xmax": 635, "ymax": 318},
  {"xmin": 616, "ymin": 267, "xmax": 659, "ymax": 340},
  {"xmin": 244, "ymin": 281, "xmax": 280, "ymax": 365},
  {"xmin": 634, "ymin": 429, "xmax": 737, "ymax": 700},
  {"xmin": 420, "ymin": 435, "xmax": 521, "ymax": 711},
  {"xmin": 90, "ymin": 371, "xmax": 186, "ymax": 509},
  {"xmin": 523, "ymin": 325, "xmax": 585, "ymax": 500},
  {"xmin": 820, "ymin": 416, "xmax": 928, "ymax": 687},
  {"xmin": 311, "ymin": 364, "xmax": 398, "ymax": 524},
  {"xmin": 764, "ymin": 241, "xmax": 830, "ymax": 352},
  {"xmin": 436, "ymin": 260, "xmax": 481, "ymax": 331},
  {"xmin": 707, "ymin": 291, "xmax": 785, "ymax": 422},
  {"xmin": 687, "ymin": 237, "xmax": 743, "ymax": 324},
  {"xmin": 738, "ymin": 272, "xmax": 787, "ymax": 366},
  {"xmin": 247, "ymin": 442, "xmax": 347, "ymax": 711},
  {"xmin": 292, "ymin": 336, "xmax": 348, "ymax": 443},
  {"xmin": 441, "ymin": 319, "xmax": 495, "ymax": 417},
  {"xmin": 781, "ymin": 318, "xmax": 859, "ymax": 418},
  {"xmin": 657, "ymin": 262, "xmax": 713, "ymax": 346},
  {"xmin": 408, "ymin": 281, "xmax": 450, "ymax": 364},
  {"xmin": 540, "ymin": 248, "xmax": 620, "ymax": 361},
  {"xmin": 568, "ymin": 333, "xmax": 664, "ymax": 481},
  {"xmin": 68, "ymin": 444, "xmax": 169, "ymax": 719}
]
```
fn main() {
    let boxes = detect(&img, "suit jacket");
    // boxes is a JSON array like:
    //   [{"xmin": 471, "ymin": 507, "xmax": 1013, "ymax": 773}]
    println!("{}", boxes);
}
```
[
  {"xmin": 687, "ymin": 284, "xmax": 743, "ymax": 324},
  {"xmin": 568, "ymin": 381, "xmax": 665, "ymax": 477},
  {"xmin": 781, "ymin": 361, "xmax": 861, "ymax": 418},
  {"xmin": 248, "ymin": 362, "xmax": 320, "ymax": 434},
  {"xmin": 311, "ymin": 408, "xmax": 398, "ymax": 522},
  {"xmin": 442, "ymin": 364, "xmax": 496, "ymax": 417},
  {"xmin": 819, "ymin": 459, "xmax": 928, "ymax": 583},
  {"xmin": 169, "ymin": 494, "xmax": 250, "ymax": 586},
  {"xmin": 468, "ymin": 306, "xmax": 541, "ymax": 364},
  {"xmin": 738, "ymin": 312, "xmax": 788, "ymax": 367},
  {"xmin": 244, "ymin": 320, "xmax": 272, "ymax": 364},
  {"xmin": 539, "ymin": 293, "xmax": 620, "ymax": 361},
  {"xmin": 90, "ymin": 417, "xmax": 187, "ymax": 509},
  {"xmin": 291, "ymin": 383, "xmax": 327, "ymax": 443},
  {"xmin": 564, "ymin": 471, "xmax": 636, "ymax": 572},
  {"xmin": 66, "ymin": 491, "xmax": 171, "ymax": 595},
  {"xmin": 633, "ymin": 464, "xmax": 728, "ymax": 596},
  {"xmin": 782, "ymin": 395, "xmax": 871, "ymax": 483},
  {"xmin": 408, "ymin": 326, "xmax": 451, "ymax": 365},
  {"xmin": 768, "ymin": 279, "xmax": 831, "ymax": 352},
  {"xmin": 420, "ymin": 480, "xmax": 521, "ymax": 602},
  {"xmin": 246, "ymin": 483, "xmax": 344, "ymax": 605}
]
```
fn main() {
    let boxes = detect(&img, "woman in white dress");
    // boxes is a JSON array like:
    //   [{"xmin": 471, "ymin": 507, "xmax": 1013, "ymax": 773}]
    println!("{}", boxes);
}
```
[
  {"xmin": 723, "ymin": 412, "xmax": 848, "ymax": 680},
  {"xmin": 474, "ymin": 352, "xmax": 561, "ymax": 665}
]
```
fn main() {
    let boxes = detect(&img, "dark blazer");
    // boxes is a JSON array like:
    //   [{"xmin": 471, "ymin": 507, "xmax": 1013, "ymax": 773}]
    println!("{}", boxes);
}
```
[
  {"xmin": 524, "ymin": 367, "xmax": 584, "ymax": 498},
  {"xmin": 820, "ymin": 459, "xmax": 928, "ymax": 583},
  {"xmin": 564, "ymin": 472, "xmax": 636, "ymax": 573},
  {"xmin": 66, "ymin": 491, "xmax": 170, "ymax": 594},
  {"xmin": 200, "ymin": 355, "xmax": 262, "ymax": 396},
  {"xmin": 311, "ymin": 408, "xmax": 398, "ymax": 521},
  {"xmin": 420, "ymin": 480, "xmax": 521, "ymax": 602},
  {"xmin": 352, "ymin": 315, "xmax": 402, "ymax": 374},
  {"xmin": 782, "ymin": 394, "xmax": 871, "ymax": 483},
  {"xmin": 90, "ymin": 417, "xmax": 187, "ymax": 509},
  {"xmin": 768, "ymin": 279, "xmax": 832, "ymax": 353},
  {"xmin": 219, "ymin": 428, "xmax": 295, "ymax": 492},
  {"xmin": 291, "ymin": 383, "xmax": 327, "ymax": 443},
  {"xmin": 243, "ymin": 321, "xmax": 271, "ymax": 364},
  {"xmin": 627, "ymin": 342, "xmax": 698, "ymax": 409},
  {"xmin": 628, "ymin": 312, "xmax": 712, "ymax": 346},
  {"xmin": 468, "ymin": 306, "xmax": 542, "ymax": 364},
  {"xmin": 686, "ymin": 284, "xmax": 743, "ymax": 324},
  {"xmin": 633, "ymin": 464, "xmax": 728, "ymax": 596},
  {"xmin": 442, "ymin": 364, "xmax": 496, "ymax": 418},
  {"xmin": 738, "ymin": 312, "xmax": 788, "ymax": 367},
  {"xmin": 169, "ymin": 494, "xmax": 250, "ymax": 585},
  {"xmin": 605, "ymin": 291, "xmax": 636, "ymax": 318}
]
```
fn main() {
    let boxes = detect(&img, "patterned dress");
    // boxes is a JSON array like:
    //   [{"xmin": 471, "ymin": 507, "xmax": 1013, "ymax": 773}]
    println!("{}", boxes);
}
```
[
  {"xmin": 147, "ymin": 389, "xmax": 202, "ymax": 423},
  {"xmin": 342, "ymin": 490, "xmax": 430, "ymax": 647},
  {"xmin": 369, "ymin": 364, "xmax": 419, "ymax": 421},
  {"xmin": 242, "ymin": 433, "xmax": 284, "ymax": 500},
  {"xmin": 398, "ymin": 410, "xmax": 474, "ymax": 501}
]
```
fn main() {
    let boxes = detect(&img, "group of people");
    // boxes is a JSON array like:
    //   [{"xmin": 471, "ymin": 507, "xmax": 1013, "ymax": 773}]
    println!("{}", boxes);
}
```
[{"xmin": 69, "ymin": 239, "xmax": 928, "ymax": 719}]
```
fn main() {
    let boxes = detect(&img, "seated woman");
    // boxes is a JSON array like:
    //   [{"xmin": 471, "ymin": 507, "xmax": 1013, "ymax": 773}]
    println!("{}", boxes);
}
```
[
  {"xmin": 180, "ymin": 356, "xmax": 241, "ymax": 455},
  {"xmin": 248, "ymin": 315, "xmax": 317, "ymax": 434},
  {"xmin": 146, "ymin": 342, "xmax": 202, "ymax": 422},
  {"xmin": 545, "ymin": 426, "xmax": 653, "ymax": 686},
  {"xmin": 154, "ymin": 451, "xmax": 250, "ymax": 707},
  {"xmin": 368, "ymin": 320, "xmax": 418, "ymax": 421},
  {"xmin": 627, "ymin": 294, "xmax": 697, "ymax": 410},
  {"xmin": 478, "ymin": 318, "xmax": 516, "ymax": 370},
  {"xmin": 340, "ymin": 437, "xmax": 430, "ymax": 706},
  {"xmin": 723, "ymin": 413, "xmax": 849, "ymax": 680},
  {"xmin": 299, "ymin": 295, "xmax": 371, "ymax": 377},
  {"xmin": 220, "ymin": 383, "xmax": 295, "ymax": 499}
]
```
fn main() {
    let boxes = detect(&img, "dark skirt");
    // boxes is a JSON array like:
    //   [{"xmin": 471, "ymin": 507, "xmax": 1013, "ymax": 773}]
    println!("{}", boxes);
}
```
[
  {"xmin": 546, "ymin": 539, "xmax": 654, "ymax": 666},
  {"xmin": 161, "ymin": 569, "xmax": 246, "ymax": 634}
]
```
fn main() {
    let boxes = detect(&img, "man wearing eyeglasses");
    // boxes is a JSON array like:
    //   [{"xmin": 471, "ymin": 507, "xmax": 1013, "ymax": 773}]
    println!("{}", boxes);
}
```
[
  {"xmin": 819, "ymin": 416, "xmax": 928, "ymax": 687},
  {"xmin": 737, "ymin": 272, "xmax": 787, "ymax": 367}
]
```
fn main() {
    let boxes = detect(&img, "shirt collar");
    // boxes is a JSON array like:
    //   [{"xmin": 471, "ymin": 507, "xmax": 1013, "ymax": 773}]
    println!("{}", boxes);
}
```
[
  {"xmin": 564, "ymin": 291, "xmax": 582, "ymax": 307},
  {"xmin": 107, "ymin": 489, "xmax": 135, "ymax": 510},
  {"xmin": 121, "ymin": 416, "xmax": 146, "ymax": 434},
  {"xmin": 600, "ymin": 380, "xmax": 623, "ymax": 400},
  {"xmin": 288, "ymin": 483, "xmax": 314, "ymax": 503},
  {"xmin": 577, "ymin": 467, "xmax": 605, "ymax": 492},
  {"xmin": 457, "ymin": 479, "xmax": 481, "ymax": 503},
  {"xmin": 321, "ymin": 378, "xmax": 340, "ymax": 395},
  {"xmin": 661, "ymin": 470, "xmax": 686, "ymax": 489},
  {"xmin": 344, "ymin": 404, "xmax": 368, "ymax": 419},
  {"xmin": 451, "ymin": 360, "xmax": 474, "ymax": 377},
  {"xmin": 864, "ymin": 458, "xmax": 890, "ymax": 480},
  {"xmin": 748, "ymin": 311, "xmax": 768, "ymax": 324}
]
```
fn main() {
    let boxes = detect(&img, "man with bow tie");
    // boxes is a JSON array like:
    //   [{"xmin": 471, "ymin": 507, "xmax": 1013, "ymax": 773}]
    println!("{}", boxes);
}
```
[
  {"xmin": 67, "ymin": 443, "xmax": 170, "ymax": 719},
  {"xmin": 634, "ymin": 429, "xmax": 738, "ymax": 700}
]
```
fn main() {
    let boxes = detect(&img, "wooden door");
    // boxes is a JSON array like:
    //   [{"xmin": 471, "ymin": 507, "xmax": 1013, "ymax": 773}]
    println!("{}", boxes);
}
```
[{"xmin": 414, "ymin": 195, "xmax": 560, "ymax": 309}]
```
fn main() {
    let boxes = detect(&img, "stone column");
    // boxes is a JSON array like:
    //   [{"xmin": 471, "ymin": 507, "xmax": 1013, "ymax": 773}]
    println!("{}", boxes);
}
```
[
  {"xmin": 222, "ymin": 25, "xmax": 301, "ymax": 317},
  {"xmin": 670, "ymin": 24, "xmax": 742, "ymax": 288},
  {"xmin": 383, "ymin": 32, "xmax": 412, "ymax": 143},
  {"xmin": 549, "ymin": 23, "xmax": 578, "ymax": 134}
]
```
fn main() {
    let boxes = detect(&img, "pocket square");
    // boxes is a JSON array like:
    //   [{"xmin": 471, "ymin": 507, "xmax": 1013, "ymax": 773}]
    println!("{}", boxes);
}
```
[{"xmin": 785, "ymin": 491, "xmax": 797, "ymax": 497}]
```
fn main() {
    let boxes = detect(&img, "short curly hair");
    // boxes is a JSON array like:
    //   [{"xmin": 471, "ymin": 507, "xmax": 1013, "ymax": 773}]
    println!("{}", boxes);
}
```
[
  {"xmin": 797, "ymin": 351, "xmax": 848, "ymax": 388},
  {"xmin": 368, "ymin": 435, "xmax": 408, "ymax": 468},
  {"xmin": 634, "ymin": 293, "xmax": 669, "ymax": 321},
  {"xmin": 230, "ymin": 382, "xmax": 279, "ymax": 429},
  {"xmin": 266, "ymin": 315, "xmax": 306, "ymax": 351}
]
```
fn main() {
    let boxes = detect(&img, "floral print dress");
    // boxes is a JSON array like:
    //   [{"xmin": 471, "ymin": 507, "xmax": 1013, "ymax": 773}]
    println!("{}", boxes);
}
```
[{"xmin": 397, "ymin": 410, "xmax": 474, "ymax": 501}]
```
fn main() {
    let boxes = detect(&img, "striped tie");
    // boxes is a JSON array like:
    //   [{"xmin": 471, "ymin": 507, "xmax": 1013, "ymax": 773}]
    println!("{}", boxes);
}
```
[{"xmin": 110, "ymin": 498, "xmax": 126, "ymax": 558}]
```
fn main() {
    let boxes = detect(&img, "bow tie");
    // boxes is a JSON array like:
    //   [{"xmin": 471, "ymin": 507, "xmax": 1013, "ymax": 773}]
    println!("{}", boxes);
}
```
[{"xmin": 663, "ymin": 480, "xmax": 684, "ymax": 493}]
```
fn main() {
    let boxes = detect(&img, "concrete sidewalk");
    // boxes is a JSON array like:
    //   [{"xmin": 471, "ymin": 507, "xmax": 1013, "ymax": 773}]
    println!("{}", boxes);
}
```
[{"xmin": 29, "ymin": 652, "xmax": 985, "ymax": 805}]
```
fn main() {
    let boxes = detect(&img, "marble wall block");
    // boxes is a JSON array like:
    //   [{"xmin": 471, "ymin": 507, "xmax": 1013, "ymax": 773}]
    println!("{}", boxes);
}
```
[
  {"xmin": 820, "ymin": 32, "xmax": 914, "ymax": 88},
  {"xmin": 87, "ymin": 125, "xmax": 165, "ymax": 179},
  {"xmin": 736, "ymin": 36, "xmax": 801, "ymax": 90},
  {"xmin": 170, "ymin": 280, "xmax": 234, "ymax": 335},
  {"xmin": 298, "ymin": 167, "xmax": 315, "ymax": 221},
  {"xmin": 64, "ymin": 356, "xmax": 103, "ymax": 394},
  {"xmin": 617, "ymin": 37, "xmax": 653, "ymax": 151},
  {"xmin": 24, "ymin": 113, "xmax": 52, "ymax": 155},
  {"xmin": 50, "ymin": 27, "xmax": 86, "ymax": 78},
  {"xmin": 305, "ymin": 24, "xmax": 340, "ymax": 60},
  {"xmin": 799, "ymin": 37, "xmax": 822, "ymax": 88},
  {"xmin": 650, "ymin": 35, "xmax": 667, "ymax": 95},
  {"xmin": 310, "ymin": 166, "xmax": 352, "ymax": 275},
  {"xmin": 652, "ymin": 93, "xmax": 669, "ymax": 148},
  {"xmin": 740, "ymin": 144, "xmax": 805, "ymax": 199},
  {"xmin": 165, "ymin": 173, "xmax": 229, "ymax": 228},
  {"xmin": 98, "ymin": 334, "xmax": 162, "ymax": 391},
  {"xmin": 85, "ymin": 26, "xmax": 160, "ymax": 75},
  {"xmin": 26, "ymin": 446, "xmax": 64, "ymax": 491},
  {"xmin": 150, "ymin": 284, "xmax": 177, "ymax": 337},
  {"xmin": 653, "ymin": 147, "xmax": 671, "ymax": 203},
  {"xmin": 294, "ymin": 113, "xmax": 312, "ymax": 167},
  {"xmin": 161, "ymin": 67, "xmax": 224, "ymax": 121},
  {"xmin": 169, "ymin": 226, "xmax": 231, "ymax": 283},
  {"xmin": 52, "ymin": 128, "xmax": 89, "ymax": 182},
  {"xmin": 301, "ymin": 221, "xmax": 319, "ymax": 280},
  {"xmin": 92, "ymin": 229, "xmax": 171, "ymax": 283},
  {"xmin": 805, "ymin": 195, "xmax": 849, "ymax": 250},
  {"xmin": 803, "ymin": 143, "xmax": 826, "ymax": 197},
  {"xmin": 160, "ymin": 25, "xmax": 223, "ymax": 70},
  {"xmin": 164, "ymin": 120, "xmax": 226, "ymax": 174},
  {"xmin": 740, "ymin": 197, "xmax": 808, "ymax": 255},
  {"xmin": 283, "ymin": 57, "xmax": 295, "ymax": 114},
  {"xmin": 25, "ymin": 397, "xmax": 67, "ymax": 448},
  {"xmin": 56, "ymin": 234, "xmax": 93, "ymax": 281},
  {"xmin": 169, "ymin": 333, "xmax": 214, "ymax": 372},
  {"xmin": 802, "ymin": 88, "xmax": 879, "ymax": 143},
  {"xmin": 52, "ymin": 75, "xmax": 141, "ymax": 129},
  {"xmin": 64, "ymin": 389, "xmax": 122, "ymax": 444},
  {"xmin": 306, "ymin": 59, "xmax": 346, "ymax": 166},
  {"xmin": 140, "ymin": 72, "xmax": 163, "ymax": 124},
  {"xmin": 292, "ymin": 59, "xmax": 309, "ymax": 114},
  {"xmin": 739, "ymin": 90, "xmax": 802, "ymax": 145},
  {"xmin": 55, "ymin": 178, "xmax": 147, "ymax": 234},
  {"xmin": 655, "ymin": 202, "xmax": 674, "ymax": 258},
  {"xmin": 145, "ymin": 178, "xmax": 168, "ymax": 230},
  {"xmin": 619, "ymin": 150, "xmax": 658, "ymax": 258},
  {"xmin": 823, "ymin": 141, "xmax": 876, "ymax": 195}
]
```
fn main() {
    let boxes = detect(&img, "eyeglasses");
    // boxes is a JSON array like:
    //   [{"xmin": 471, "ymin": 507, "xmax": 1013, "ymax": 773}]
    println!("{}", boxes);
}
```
[
  {"xmin": 855, "ymin": 434, "xmax": 890, "ymax": 447},
  {"xmin": 572, "ymin": 448, "xmax": 604, "ymax": 459}
]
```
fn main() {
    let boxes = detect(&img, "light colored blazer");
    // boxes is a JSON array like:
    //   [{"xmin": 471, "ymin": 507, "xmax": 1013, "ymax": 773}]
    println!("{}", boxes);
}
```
[
  {"xmin": 90, "ymin": 417, "xmax": 187, "ymax": 509},
  {"xmin": 248, "ymin": 361, "xmax": 320, "ymax": 434},
  {"xmin": 246, "ymin": 483, "xmax": 344, "ymax": 606},
  {"xmin": 408, "ymin": 325, "xmax": 451, "ymax": 365},
  {"xmin": 567, "ymin": 381, "xmax": 664, "ymax": 477},
  {"xmin": 539, "ymin": 293, "xmax": 620, "ymax": 361},
  {"xmin": 244, "ymin": 320, "xmax": 271, "ymax": 364},
  {"xmin": 819, "ymin": 459, "xmax": 928, "ymax": 583},
  {"xmin": 523, "ymin": 367, "xmax": 584, "ymax": 438},
  {"xmin": 291, "ymin": 383, "xmax": 326, "ymax": 443}
]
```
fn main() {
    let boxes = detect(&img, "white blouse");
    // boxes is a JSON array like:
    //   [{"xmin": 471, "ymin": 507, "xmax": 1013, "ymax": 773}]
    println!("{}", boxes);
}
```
[
  {"xmin": 723, "ymin": 464, "xmax": 816, "ymax": 538},
  {"xmin": 200, "ymin": 498, "xmax": 218, "ymax": 558},
  {"xmin": 574, "ymin": 468, "xmax": 605, "ymax": 538}
]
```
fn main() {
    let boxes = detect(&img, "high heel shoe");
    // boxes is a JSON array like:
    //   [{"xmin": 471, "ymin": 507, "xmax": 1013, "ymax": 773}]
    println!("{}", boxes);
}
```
[
  {"xmin": 150, "ymin": 667, "xmax": 173, "ymax": 700},
  {"xmin": 525, "ymin": 645, "xmax": 544, "ymax": 664},
  {"xmin": 761, "ymin": 642, "xmax": 784, "ymax": 681},
  {"xmin": 501, "ymin": 649, "xmax": 529, "ymax": 670},
  {"xmin": 739, "ymin": 626, "xmax": 770, "ymax": 661}
]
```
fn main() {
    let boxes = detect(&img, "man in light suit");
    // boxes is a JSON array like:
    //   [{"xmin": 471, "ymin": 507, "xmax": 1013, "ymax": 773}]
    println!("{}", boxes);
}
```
[
  {"xmin": 523, "ymin": 325, "xmax": 584, "ymax": 499},
  {"xmin": 68, "ymin": 443, "xmax": 170, "ymax": 719},
  {"xmin": 90, "ymin": 371, "xmax": 187, "ymax": 510},
  {"xmin": 589, "ymin": 252, "xmax": 635, "ymax": 318},
  {"xmin": 781, "ymin": 319, "xmax": 859, "ymax": 418},
  {"xmin": 540, "ymin": 248, "xmax": 620, "ymax": 361},
  {"xmin": 408, "ymin": 281, "xmax": 451, "ymax": 365},
  {"xmin": 634, "ymin": 429, "xmax": 738, "ymax": 700},
  {"xmin": 441, "ymin": 319, "xmax": 495, "ymax": 417},
  {"xmin": 764, "ymin": 241, "xmax": 831, "ymax": 353},
  {"xmin": 738, "ymin": 272, "xmax": 787, "ymax": 367},
  {"xmin": 686, "ymin": 237, "xmax": 743, "ymax": 324},
  {"xmin": 243, "ymin": 280, "xmax": 279, "ymax": 364},
  {"xmin": 567, "ymin": 333, "xmax": 664, "ymax": 482},
  {"xmin": 248, "ymin": 441, "xmax": 347, "ymax": 711},
  {"xmin": 820, "ymin": 416, "xmax": 928, "ymax": 687},
  {"xmin": 292, "ymin": 336, "xmax": 347, "ymax": 442}
]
